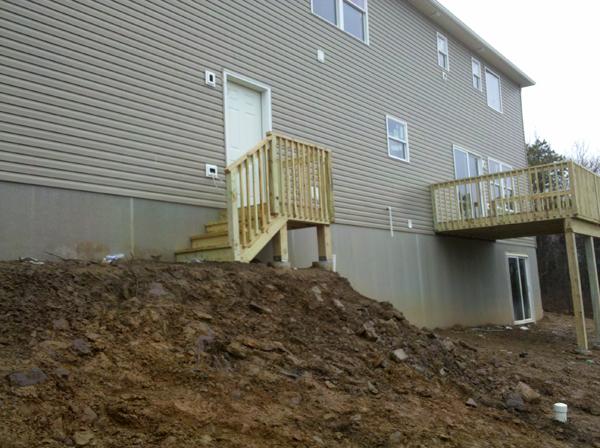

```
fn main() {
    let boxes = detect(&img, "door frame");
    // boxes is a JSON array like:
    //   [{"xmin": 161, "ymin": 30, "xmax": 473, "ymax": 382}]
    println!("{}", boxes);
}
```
[
  {"xmin": 223, "ymin": 70, "xmax": 272, "ymax": 166},
  {"xmin": 505, "ymin": 252, "xmax": 535, "ymax": 325}
]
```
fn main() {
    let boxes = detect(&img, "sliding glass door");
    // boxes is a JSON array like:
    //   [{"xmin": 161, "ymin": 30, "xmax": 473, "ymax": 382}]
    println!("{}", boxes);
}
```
[
  {"xmin": 453, "ymin": 147, "xmax": 484, "ymax": 219},
  {"xmin": 508, "ymin": 255, "xmax": 532, "ymax": 323}
]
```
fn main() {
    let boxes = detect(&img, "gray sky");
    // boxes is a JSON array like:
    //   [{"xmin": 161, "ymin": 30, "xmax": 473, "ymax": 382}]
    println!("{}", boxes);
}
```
[{"xmin": 439, "ymin": 0, "xmax": 600, "ymax": 156}]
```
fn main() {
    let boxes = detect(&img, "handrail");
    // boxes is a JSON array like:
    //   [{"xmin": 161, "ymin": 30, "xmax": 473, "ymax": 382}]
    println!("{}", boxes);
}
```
[
  {"xmin": 226, "ymin": 132, "xmax": 334, "ymax": 260},
  {"xmin": 430, "ymin": 161, "xmax": 585, "ymax": 232}
]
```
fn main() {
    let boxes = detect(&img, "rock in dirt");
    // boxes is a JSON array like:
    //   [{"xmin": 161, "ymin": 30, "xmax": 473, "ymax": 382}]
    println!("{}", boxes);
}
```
[
  {"xmin": 505, "ymin": 392, "xmax": 525, "ymax": 411},
  {"xmin": 465, "ymin": 398, "xmax": 478, "ymax": 408},
  {"xmin": 72, "ymin": 338, "xmax": 92, "ymax": 356},
  {"xmin": 311, "ymin": 286, "xmax": 323, "ymax": 302},
  {"xmin": 226, "ymin": 341, "xmax": 248, "ymax": 359},
  {"xmin": 440, "ymin": 338, "xmax": 456, "ymax": 352},
  {"xmin": 249, "ymin": 302, "xmax": 272, "ymax": 314},
  {"xmin": 73, "ymin": 430, "xmax": 94, "ymax": 446},
  {"xmin": 390, "ymin": 348, "xmax": 408, "ymax": 362},
  {"xmin": 332, "ymin": 298, "xmax": 345, "ymax": 311},
  {"xmin": 389, "ymin": 431, "xmax": 403, "ymax": 444},
  {"xmin": 516, "ymin": 381, "xmax": 541, "ymax": 403},
  {"xmin": 367, "ymin": 381, "xmax": 379, "ymax": 394},
  {"xmin": 52, "ymin": 318, "xmax": 70, "ymax": 331},
  {"xmin": 358, "ymin": 321, "xmax": 379, "ymax": 341},
  {"xmin": 8, "ymin": 367, "xmax": 48, "ymax": 387}
]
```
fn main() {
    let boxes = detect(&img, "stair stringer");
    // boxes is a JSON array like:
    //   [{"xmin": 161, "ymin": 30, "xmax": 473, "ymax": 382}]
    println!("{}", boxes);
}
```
[{"xmin": 238, "ymin": 216, "xmax": 288, "ymax": 263}]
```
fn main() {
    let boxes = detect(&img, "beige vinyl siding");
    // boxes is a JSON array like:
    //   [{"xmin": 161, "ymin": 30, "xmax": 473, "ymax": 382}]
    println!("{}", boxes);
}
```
[{"xmin": 0, "ymin": 0, "xmax": 528, "ymax": 236}]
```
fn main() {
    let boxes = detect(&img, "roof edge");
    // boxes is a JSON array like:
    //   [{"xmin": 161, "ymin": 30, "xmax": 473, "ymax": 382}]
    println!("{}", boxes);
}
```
[{"xmin": 406, "ymin": 0, "xmax": 535, "ymax": 88}]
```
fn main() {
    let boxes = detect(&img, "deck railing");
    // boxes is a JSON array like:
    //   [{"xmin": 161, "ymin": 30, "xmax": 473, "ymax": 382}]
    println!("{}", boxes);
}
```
[
  {"xmin": 431, "ymin": 161, "xmax": 600, "ymax": 233},
  {"xmin": 225, "ymin": 132, "xmax": 334, "ymax": 255}
]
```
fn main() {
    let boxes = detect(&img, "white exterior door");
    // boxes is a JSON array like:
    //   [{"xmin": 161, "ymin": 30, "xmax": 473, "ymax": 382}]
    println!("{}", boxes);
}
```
[{"xmin": 226, "ymin": 81, "xmax": 264, "ymax": 165}]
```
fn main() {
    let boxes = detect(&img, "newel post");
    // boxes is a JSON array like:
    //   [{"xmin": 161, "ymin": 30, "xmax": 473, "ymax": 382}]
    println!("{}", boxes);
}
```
[
  {"xmin": 226, "ymin": 168, "xmax": 241, "ymax": 261},
  {"xmin": 268, "ymin": 132, "xmax": 281, "ymax": 216}
]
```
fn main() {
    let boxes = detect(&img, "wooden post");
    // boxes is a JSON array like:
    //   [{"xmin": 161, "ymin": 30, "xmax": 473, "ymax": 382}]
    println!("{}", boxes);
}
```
[
  {"xmin": 565, "ymin": 230, "xmax": 589, "ymax": 352},
  {"xmin": 584, "ymin": 236, "xmax": 600, "ymax": 345},
  {"xmin": 226, "ymin": 170, "xmax": 241, "ymax": 261},
  {"xmin": 272, "ymin": 222, "xmax": 289, "ymax": 268},
  {"xmin": 314, "ymin": 224, "xmax": 333, "ymax": 270},
  {"xmin": 268, "ymin": 133, "xmax": 281, "ymax": 216}
]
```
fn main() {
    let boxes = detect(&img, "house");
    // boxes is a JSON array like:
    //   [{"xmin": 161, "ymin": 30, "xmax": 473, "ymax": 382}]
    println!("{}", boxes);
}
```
[{"xmin": 1, "ymin": 0, "xmax": 600, "ymax": 349}]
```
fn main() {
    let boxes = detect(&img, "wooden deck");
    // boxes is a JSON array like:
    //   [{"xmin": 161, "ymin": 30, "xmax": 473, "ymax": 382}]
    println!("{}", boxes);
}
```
[
  {"xmin": 431, "ymin": 161, "xmax": 600, "ymax": 239},
  {"xmin": 432, "ymin": 161, "xmax": 600, "ymax": 352}
]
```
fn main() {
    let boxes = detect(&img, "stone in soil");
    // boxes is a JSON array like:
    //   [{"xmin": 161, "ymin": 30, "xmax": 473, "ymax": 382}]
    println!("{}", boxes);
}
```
[
  {"xmin": 390, "ymin": 348, "xmax": 408, "ymax": 362},
  {"xmin": 73, "ymin": 430, "xmax": 94, "ymax": 446},
  {"xmin": 8, "ymin": 367, "xmax": 48, "ymax": 387},
  {"xmin": 72, "ymin": 338, "xmax": 92, "ymax": 355},
  {"xmin": 516, "ymin": 381, "xmax": 541, "ymax": 403}
]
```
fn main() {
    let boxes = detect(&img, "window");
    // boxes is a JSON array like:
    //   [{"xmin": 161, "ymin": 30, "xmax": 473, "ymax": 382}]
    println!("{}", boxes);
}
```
[
  {"xmin": 312, "ymin": 0, "xmax": 337, "ymax": 24},
  {"xmin": 312, "ymin": 0, "xmax": 369, "ymax": 43},
  {"xmin": 471, "ymin": 58, "xmax": 482, "ymax": 90},
  {"xmin": 508, "ymin": 255, "xmax": 533, "ymax": 323},
  {"xmin": 485, "ymin": 68, "xmax": 502, "ymax": 112},
  {"xmin": 386, "ymin": 115, "xmax": 409, "ymax": 161},
  {"xmin": 437, "ymin": 33, "xmax": 449, "ymax": 70}
]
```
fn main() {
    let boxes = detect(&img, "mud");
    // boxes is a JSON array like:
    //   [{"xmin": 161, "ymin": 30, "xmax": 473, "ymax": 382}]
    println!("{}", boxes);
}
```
[{"xmin": 0, "ymin": 260, "xmax": 598, "ymax": 447}]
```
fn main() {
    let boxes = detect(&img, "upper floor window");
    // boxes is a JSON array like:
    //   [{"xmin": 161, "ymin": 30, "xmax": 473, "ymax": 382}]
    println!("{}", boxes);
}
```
[
  {"xmin": 386, "ymin": 115, "xmax": 409, "ymax": 162},
  {"xmin": 437, "ymin": 33, "xmax": 449, "ymax": 70},
  {"xmin": 485, "ymin": 68, "xmax": 503, "ymax": 112},
  {"xmin": 471, "ymin": 58, "xmax": 482, "ymax": 90},
  {"xmin": 312, "ymin": 0, "xmax": 369, "ymax": 43}
]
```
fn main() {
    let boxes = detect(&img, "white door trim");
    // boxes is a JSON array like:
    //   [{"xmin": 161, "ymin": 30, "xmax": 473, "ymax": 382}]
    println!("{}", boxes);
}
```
[{"xmin": 223, "ymin": 70, "xmax": 272, "ymax": 166}]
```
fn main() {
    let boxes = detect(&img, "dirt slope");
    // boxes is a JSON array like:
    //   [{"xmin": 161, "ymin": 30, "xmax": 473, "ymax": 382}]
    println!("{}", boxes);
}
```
[{"xmin": 0, "ymin": 260, "xmax": 597, "ymax": 447}]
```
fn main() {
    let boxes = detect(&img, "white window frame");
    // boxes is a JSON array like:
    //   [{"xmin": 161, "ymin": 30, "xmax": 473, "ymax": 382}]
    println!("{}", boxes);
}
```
[
  {"xmin": 471, "ymin": 58, "xmax": 482, "ymax": 91},
  {"xmin": 506, "ymin": 253, "xmax": 534, "ymax": 325},
  {"xmin": 485, "ymin": 67, "xmax": 503, "ymax": 113},
  {"xmin": 311, "ymin": 0, "xmax": 370, "ymax": 44},
  {"xmin": 436, "ymin": 32, "xmax": 449, "ymax": 71},
  {"xmin": 386, "ymin": 115, "xmax": 410, "ymax": 162}
]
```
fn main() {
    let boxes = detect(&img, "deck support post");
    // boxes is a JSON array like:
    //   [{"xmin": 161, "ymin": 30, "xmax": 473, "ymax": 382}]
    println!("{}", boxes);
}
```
[
  {"xmin": 565, "ymin": 230, "xmax": 589, "ymax": 353},
  {"xmin": 584, "ymin": 236, "xmax": 600, "ymax": 346},
  {"xmin": 313, "ymin": 225, "xmax": 333, "ymax": 270},
  {"xmin": 272, "ymin": 222, "xmax": 290, "ymax": 269}
]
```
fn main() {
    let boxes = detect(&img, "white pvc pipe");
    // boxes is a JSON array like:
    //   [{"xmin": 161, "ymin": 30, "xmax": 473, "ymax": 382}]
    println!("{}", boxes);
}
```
[{"xmin": 554, "ymin": 403, "xmax": 568, "ymax": 423}]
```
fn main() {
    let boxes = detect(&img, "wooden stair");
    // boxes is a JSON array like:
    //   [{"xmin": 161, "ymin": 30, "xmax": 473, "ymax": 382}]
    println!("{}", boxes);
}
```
[
  {"xmin": 175, "ymin": 213, "xmax": 288, "ymax": 263},
  {"xmin": 175, "ymin": 214, "xmax": 233, "ymax": 262},
  {"xmin": 175, "ymin": 132, "xmax": 334, "ymax": 264}
]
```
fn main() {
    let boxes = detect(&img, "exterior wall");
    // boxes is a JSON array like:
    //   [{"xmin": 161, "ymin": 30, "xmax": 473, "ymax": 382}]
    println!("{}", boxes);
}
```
[
  {"xmin": 0, "ymin": 181, "xmax": 218, "ymax": 261},
  {"xmin": 0, "ymin": 0, "xmax": 530, "ymax": 239},
  {"xmin": 285, "ymin": 224, "xmax": 543, "ymax": 329},
  {"xmin": 0, "ymin": 1, "xmax": 540, "ymax": 328}
]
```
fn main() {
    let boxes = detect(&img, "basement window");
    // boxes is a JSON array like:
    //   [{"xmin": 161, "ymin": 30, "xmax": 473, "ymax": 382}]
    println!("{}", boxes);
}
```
[
  {"xmin": 437, "ymin": 33, "xmax": 449, "ymax": 70},
  {"xmin": 312, "ymin": 0, "xmax": 369, "ymax": 43},
  {"xmin": 386, "ymin": 115, "xmax": 409, "ymax": 162}
]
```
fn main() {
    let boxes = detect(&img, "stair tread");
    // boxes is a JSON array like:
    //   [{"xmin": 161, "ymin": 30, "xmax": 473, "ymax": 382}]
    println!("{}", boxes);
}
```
[
  {"xmin": 206, "ymin": 219, "xmax": 228, "ymax": 226},
  {"xmin": 191, "ymin": 231, "xmax": 228, "ymax": 241},
  {"xmin": 175, "ymin": 244, "xmax": 232, "ymax": 255}
]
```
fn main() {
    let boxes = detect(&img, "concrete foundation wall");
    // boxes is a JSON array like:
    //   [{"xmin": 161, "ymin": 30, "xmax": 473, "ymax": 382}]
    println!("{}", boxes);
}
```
[
  {"xmin": 0, "ymin": 181, "xmax": 542, "ymax": 329},
  {"xmin": 286, "ymin": 224, "xmax": 542, "ymax": 329},
  {"xmin": 0, "ymin": 181, "xmax": 219, "ymax": 261}
]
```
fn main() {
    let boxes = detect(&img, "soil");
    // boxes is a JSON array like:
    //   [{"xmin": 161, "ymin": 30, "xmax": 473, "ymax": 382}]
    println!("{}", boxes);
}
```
[{"xmin": 0, "ymin": 260, "xmax": 598, "ymax": 447}]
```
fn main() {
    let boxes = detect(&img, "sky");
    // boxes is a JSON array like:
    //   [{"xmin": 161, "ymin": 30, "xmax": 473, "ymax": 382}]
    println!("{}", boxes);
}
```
[{"xmin": 439, "ymin": 0, "xmax": 600, "ymax": 157}]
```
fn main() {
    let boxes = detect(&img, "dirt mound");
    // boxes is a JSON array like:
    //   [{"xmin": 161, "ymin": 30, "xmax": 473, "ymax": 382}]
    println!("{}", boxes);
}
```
[{"xmin": 0, "ymin": 261, "xmax": 594, "ymax": 447}]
